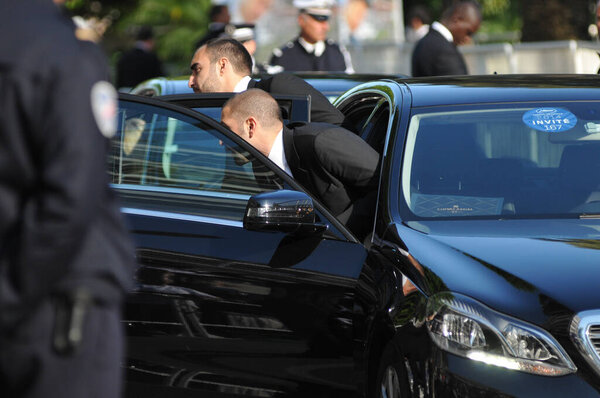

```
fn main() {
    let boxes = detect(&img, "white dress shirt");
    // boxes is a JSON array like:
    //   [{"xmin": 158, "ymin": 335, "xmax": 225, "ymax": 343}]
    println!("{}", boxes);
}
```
[
  {"xmin": 233, "ymin": 75, "xmax": 252, "ymax": 93},
  {"xmin": 268, "ymin": 129, "xmax": 293, "ymax": 177},
  {"xmin": 431, "ymin": 21, "xmax": 453, "ymax": 43},
  {"xmin": 298, "ymin": 37, "xmax": 326, "ymax": 57}
]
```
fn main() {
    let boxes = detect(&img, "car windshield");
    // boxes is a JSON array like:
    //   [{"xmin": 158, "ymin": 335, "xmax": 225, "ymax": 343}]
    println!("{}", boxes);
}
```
[{"xmin": 401, "ymin": 101, "xmax": 600, "ymax": 219}]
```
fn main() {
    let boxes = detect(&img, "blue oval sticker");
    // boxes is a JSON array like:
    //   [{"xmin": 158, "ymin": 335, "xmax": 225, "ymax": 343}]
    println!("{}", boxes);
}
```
[{"xmin": 522, "ymin": 108, "xmax": 577, "ymax": 133}]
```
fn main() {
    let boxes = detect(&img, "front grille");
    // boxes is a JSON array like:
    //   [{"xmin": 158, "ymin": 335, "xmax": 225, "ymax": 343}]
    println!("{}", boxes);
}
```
[
  {"xmin": 570, "ymin": 311, "xmax": 600, "ymax": 375},
  {"xmin": 590, "ymin": 325, "xmax": 600, "ymax": 352}
]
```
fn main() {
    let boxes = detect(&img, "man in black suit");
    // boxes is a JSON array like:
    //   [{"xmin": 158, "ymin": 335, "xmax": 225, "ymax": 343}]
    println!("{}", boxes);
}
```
[
  {"xmin": 411, "ymin": 1, "xmax": 482, "ymax": 77},
  {"xmin": 188, "ymin": 38, "xmax": 344, "ymax": 125},
  {"xmin": 221, "ymin": 89, "xmax": 380, "ymax": 239},
  {"xmin": 116, "ymin": 26, "xmax": 164, "ymax": 89}
]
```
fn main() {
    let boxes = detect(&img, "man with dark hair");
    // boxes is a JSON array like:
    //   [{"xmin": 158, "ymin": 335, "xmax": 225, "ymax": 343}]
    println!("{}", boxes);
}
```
[
  {"xmin": 116, "ymin": 25, "xmax": 164, "ymax": 89},
  {"xmin": 188, "ymin": 38, "xmax": 345, "ymax": 125},
  {"xmin": 411, "ymin": 0, "xmax": 482, "ymax": 77},
  {"xmin": 0, "ymin": 0, "xmax": 134, "ymax": 397},
  {"xmin": 221, "ymin": 89, "xmax": 379, "ymax": 239}
]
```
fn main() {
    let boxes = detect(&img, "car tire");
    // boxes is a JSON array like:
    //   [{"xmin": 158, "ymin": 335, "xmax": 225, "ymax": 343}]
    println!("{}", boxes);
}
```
[{"xmin": 374, "ymin": 343, "xmax": 409, "ymax": 398}]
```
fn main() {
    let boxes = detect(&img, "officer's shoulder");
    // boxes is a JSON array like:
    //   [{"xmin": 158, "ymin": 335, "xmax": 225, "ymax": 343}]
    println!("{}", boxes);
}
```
[
  {"xmin": 326, "ymin": 39, "xmax": 340, "ymax": 47},
  {"xmin": 272, "ymin": 40, "xmax": 297, "ymax": 57}
]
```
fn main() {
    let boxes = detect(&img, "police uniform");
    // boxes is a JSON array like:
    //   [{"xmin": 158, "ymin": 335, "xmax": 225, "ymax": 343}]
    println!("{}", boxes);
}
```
[
  {"xmin": 270, "ymin": 0, "xmax": 354, "ymax": 73},
  {"xmin": 0, "ymin": 1, "xmax": 134, "ymax": 397},
  {"xmin": 270, "ymin": 37, "xmax": 353, "ymax": 73}
]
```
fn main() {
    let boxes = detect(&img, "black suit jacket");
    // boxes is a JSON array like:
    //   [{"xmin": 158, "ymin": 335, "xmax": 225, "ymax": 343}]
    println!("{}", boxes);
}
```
[
  {"xmin": 282, "ymin": 123, "xmax": 380, "ymax": 234},
  {"xmin": 411, "ymin": 28, "xmax": 468, "ymax": 77},
  {"xmin": 248, "ymin": 73, "xmax": 345, "ymax": 125}
]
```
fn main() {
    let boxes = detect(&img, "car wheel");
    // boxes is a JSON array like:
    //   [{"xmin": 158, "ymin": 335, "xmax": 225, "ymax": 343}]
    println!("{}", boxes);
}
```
[{"xmin": 375, "ymin": 344, "xmax": 409, "ymax": 398}]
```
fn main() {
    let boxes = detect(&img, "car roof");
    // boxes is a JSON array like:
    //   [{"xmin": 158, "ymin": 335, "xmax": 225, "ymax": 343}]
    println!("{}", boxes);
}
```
[
  {"xmin": 398, "ymin": 74, "xmax": 600, "ymax": 108},
  {"xmin": 130, "ymin": 72, "xmax": 405, "ymax": 98}
]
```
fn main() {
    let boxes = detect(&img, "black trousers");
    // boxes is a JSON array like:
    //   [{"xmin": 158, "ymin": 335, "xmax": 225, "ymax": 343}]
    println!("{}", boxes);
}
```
[{"xmin": 0, "ymin": 298, "xmax": 124, "ymax": 398}]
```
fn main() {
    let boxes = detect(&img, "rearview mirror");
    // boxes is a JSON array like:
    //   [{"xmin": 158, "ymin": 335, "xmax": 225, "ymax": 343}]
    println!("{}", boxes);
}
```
[{"xmin": 243, "ymin": 190, "xmax": 327, "ymax": 235}]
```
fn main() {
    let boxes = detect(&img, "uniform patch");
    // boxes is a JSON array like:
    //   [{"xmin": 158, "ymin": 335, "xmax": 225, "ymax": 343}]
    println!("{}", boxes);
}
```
[
  {"xmin": 522, "ymin": 108, "xmax": 577, "ymax": 133},
  {"xmin": 91, "ymin": 81, "xmax": 117, "ymax": 138}
]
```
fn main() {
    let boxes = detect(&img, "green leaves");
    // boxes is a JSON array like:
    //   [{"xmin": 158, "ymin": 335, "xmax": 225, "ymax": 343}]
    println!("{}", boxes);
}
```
[{"xmin": 115, "ymin": 0, "xmax": 211, "ymax": 75}]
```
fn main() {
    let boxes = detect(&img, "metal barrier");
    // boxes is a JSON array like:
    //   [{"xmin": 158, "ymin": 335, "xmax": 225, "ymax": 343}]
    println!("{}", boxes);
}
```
[{"xmin": 345, "ymin": 40, "xmax": 600, "ymax": 76}]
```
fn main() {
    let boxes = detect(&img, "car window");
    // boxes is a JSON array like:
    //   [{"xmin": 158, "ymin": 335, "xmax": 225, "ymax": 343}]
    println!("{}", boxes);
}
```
[
  {"xmin": 108, "ymin": 99, "xmax": 284, "ymax": 220},
  {"xmin": 337, "ymin": 93, "xmax": 385, "ymax": 135},
  {"xmin": 401, "ymin": 102, "xmax": 600, "ymax": 219},
  {"xmin": 359, "ymin": 100, "xmax": 390, "ymax": 154}
]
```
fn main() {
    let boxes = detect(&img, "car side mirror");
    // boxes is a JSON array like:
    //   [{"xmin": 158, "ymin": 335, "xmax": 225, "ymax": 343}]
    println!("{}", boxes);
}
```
[{"xmin": 243, "ymin": 190, "xmax": 327, "ymax": 235}]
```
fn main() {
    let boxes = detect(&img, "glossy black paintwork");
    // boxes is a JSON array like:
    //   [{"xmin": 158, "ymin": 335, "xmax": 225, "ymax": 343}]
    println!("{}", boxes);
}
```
[
  {"xmin": 399, "ymin": 74, "xmax": 600, "ymax": 107},
  {"xmin": 120, "ymin": 75, "xmax": 600, "ymax": 397},
  {"xmin": 129, "ymin": 72, "xmax": 404, "ymax": 99},
  {"xmin": 337, "ymin": 76, "xmax": 600, "ymax": 396},
  {"xmin": 123, "ymin": 207, "xmax": 366, "ymax": 396}
]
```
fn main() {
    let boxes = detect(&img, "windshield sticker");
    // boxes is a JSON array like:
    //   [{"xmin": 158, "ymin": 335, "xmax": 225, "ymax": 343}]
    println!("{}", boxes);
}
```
[{"xmin": 522, "ymin": 108, "xmax": 577, "ymax": 133}]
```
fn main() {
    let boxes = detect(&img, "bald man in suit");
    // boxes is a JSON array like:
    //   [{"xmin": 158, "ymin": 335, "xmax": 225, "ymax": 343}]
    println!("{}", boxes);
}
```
[{"xmin": 221, "ymin": 89, "xmax": 380, "ymax": 239}]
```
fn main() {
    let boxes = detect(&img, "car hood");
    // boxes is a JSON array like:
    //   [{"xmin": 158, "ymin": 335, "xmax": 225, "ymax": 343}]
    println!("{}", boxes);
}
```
[{"xmin": 395, "ymin": 218, "xmax": 600, "ymax": 326}]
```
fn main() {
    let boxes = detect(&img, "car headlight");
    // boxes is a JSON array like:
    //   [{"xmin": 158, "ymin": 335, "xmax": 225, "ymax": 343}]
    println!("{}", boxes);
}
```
[{"xmin": 426, "ymin": 293, "xmax": 576, "ymax": 376}]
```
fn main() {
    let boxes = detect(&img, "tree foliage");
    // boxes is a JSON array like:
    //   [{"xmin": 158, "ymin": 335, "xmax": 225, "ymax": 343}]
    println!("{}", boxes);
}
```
[
  {"xmin": 65, "ymin": 0, "xmax": 212, "ymax": 75},
  {"xmin": 402, "ymin": 0, "xmax": 596, "ymax": 42},
  {"xmin": 520, "ymin": 0, "xmax": 592, "ymax": 41},
  {"xmin": 64, "ymin": 0, "xmax": 599, "ymax": 77},
  {"xmin": 115, "ymin": 0, "xmax": 211, "ymax": 73}
]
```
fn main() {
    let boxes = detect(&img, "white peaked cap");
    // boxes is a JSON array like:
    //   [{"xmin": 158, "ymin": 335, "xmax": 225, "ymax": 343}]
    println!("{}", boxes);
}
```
[{"xmin": 293, "ymin": 0, "xmax": 335, "ymax": 16}]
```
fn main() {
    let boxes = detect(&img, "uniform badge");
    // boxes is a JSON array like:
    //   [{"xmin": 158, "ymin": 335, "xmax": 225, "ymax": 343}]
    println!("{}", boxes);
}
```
[{"xmin": 90, "ymin": 81, "xmax": 117, "ymax": 138}]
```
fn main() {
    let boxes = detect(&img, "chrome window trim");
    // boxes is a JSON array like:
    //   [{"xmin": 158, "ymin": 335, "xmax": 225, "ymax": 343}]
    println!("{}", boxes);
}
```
[
  {"xmin": 570, "ymin": 310, "xmax": 600, "ymax": 376},
  {"xmin": 112, "ymin": 183, "xmax": 251, "ymax": 201},
  {"xmin": 121, "ymin": 207, "xmax": 244, "ymax": 228}
]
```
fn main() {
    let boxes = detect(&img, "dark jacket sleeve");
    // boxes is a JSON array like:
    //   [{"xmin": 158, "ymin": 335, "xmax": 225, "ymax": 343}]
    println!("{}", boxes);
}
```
[
  {"xmin": 267, "ymin": 73, "xmax": 345, "ymax": 125},
  {"xmin": 314, "ymin": 126, "xmax": 380, "ymax": 194}
]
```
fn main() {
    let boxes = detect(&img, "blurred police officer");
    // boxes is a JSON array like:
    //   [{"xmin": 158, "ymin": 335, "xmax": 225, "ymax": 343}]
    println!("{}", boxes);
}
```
[
  {"xmin": 270, "ymin": 0, "xmax": 354, "ymax": 73},
  {"xmin": 0, "ymin": 1, "xmax": 134, "ymax": 397}
]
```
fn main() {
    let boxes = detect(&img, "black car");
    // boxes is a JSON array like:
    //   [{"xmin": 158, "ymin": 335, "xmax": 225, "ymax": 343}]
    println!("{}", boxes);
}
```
[
  {"xmin": 129, "ymin": 72, "xmax": 404, "ymax": 102},
  {"xmin": 112, "ymin": 75, "xmax": 600, "ymax": 397}
]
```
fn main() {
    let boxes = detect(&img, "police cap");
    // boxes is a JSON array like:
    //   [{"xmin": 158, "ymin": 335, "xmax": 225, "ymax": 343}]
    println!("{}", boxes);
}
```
[
  {"xmin": 221, "ymin": 23, "xmax": 255, "ymax": 43},
  {"xmin": 293, "ymin": 0, "xmax": 334, "ymax": 21}
]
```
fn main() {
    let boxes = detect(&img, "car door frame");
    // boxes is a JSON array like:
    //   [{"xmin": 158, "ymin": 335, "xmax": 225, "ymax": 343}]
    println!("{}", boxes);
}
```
[
  {"xmin": 115, "ymin": 93, "xmax": 381, "ymax": 396},
  {"xmin": 117, "ymin": 92, "xmax": 355, "ymax": 242}
]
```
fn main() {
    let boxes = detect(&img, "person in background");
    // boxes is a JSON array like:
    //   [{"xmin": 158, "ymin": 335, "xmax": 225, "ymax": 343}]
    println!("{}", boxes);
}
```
[
  {"xmin": 196, "ymin": 2, "xmax": 231, "ymax": 48},
  {"xmin": 270, "ymin": 0, "xmax": 354, "ymax": 73},
  {"xmin": 116, "ymin": 25, "xmax": 164, "ymax": 90},
  {"xmin": 0, "ymin": 0, "xmax": 135, "ymax": 397},
  {"xmin": 217, "ymin": 23, "xmax": 278, "ymax": 73},
  {"xmin": 188, "ymin": 38, "xmax": 345, "ymax": 125},
  {"xmin": 405, "ymin": 5, "xmax": 431, "ymax": 43},
  {"xmin": 411, "ymin": 0, "xmax": 481, "ymax": 77},
  {"xmin": 221, "ymin": 89, "xmax": 379, "ymax": 239}
]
